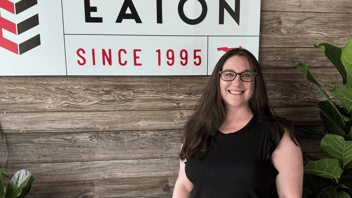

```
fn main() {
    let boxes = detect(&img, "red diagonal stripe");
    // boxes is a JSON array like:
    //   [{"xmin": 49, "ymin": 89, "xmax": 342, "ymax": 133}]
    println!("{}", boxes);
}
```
[
  {"xmin": 0, "ymin": 11, "xmax": 19, "ymax": 54},
  {"xmin": 0, "ymin": 0, "xmax": 15, "ymax": 14},
  {"xmin": 0, "ymin": 14, "xmax": 17, "ymax": 34},
  {"xmin": 0, "ymin": 36, "xmax": 19, "ymax": 54}
]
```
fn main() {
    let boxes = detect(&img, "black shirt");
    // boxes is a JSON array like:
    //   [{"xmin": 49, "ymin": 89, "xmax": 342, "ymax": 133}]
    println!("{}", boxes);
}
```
[{"xmin": 185, "ymin": 114, "xmax": 285, "ymax": 198}]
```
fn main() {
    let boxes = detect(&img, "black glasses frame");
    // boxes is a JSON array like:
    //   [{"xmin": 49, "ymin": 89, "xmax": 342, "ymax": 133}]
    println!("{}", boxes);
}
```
[{"xmin": 219, "ymin": 71, "xmax": 257, "ymax": 82}]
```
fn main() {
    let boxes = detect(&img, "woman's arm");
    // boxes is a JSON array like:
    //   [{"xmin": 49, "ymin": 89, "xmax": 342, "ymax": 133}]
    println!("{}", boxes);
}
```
[
  {"xmin": 173, "ymin": 159, "xmax": 194, "ymax": 198},
  {"xmin": 271, "ymin": 128, "xmax": 304, "ymax": 198}
]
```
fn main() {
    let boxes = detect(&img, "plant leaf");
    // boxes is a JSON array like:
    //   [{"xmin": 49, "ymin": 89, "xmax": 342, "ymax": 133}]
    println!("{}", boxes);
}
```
[
  {"xmin": 315, "ymin": 43, "xmax": 347, "ymax": 84},
  {"xmin": 339, "ymin": 183, "xmax": 351, "ymax": 191},
  {"xmin": 10, "ymin": 169, "xmax": 31, "ymax": 188},
  {"xmin": 338, "ymin": 191, "xmax": 351, "ymax": 198},
  {"xmin": 302, "ymin": 174, "xmax": 315, "ymax": 197},
  {"xmin": 320, "ymin": 134, "xmax": 352, "ymax": 168},
  {"xmin": 331, "ymin": 83, "xmax": 352, "ymax": 113},
  {"xmin": 16, "ymin": 184, "xmax": 31, "ymax": 198},
  {"xmin": 1, "ymin": 172, "xmax": 10, "ymax": 180},
  {"xmin": 341, "ymin": 39, "xmax": 352, "ymax": 86},
  {"xmin": 346, "ymin": 161, "xmax": 352, "ymax": 169},
  {"xmin": 0, "ymin": 130, "xmax": 3, "ymax": 139},
  {"xmin": 0, "ymin": 170, "xmax": 4, "ymax": 198},
  {"xmin": 5, "ymin": 181, "xmax": 16, "ymax": 198},
  {"xmin": 295, "ymin": 63, "xmax": 351, "ymax": 123},
  {"xmin": 318, "ymin": 101, "xmax": 345, "ymax": 136},
  {"xmin": 317, "ymin": 185, "xmax": 339, "ymax": 198},
  {"xmin": 343, "ymin": 183, "xmax": 352, "ymax": 196},
  {"xmin": 304, "ymin": 158, "xmax": 343, "ymax": 183},
  {"xmin": 317, "ymin": 183, "xmax": 350, "ymax": 198},
  {"xmin": 348, "ymin": 127, "xmax": 352, "ymax": 141},
  {"xmin": 15, "ymin": 176, "xmax": 34, "ymax": 198},
  {"xmin": 303, "ymin": 174, "xmax": 335, "ymax": 198},
  {"xmin": 7, "ymin": 169, "xmax": 33, "ymax": 198}
]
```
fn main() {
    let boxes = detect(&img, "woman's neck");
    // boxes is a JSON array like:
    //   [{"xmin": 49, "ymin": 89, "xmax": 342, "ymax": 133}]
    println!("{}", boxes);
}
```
[{"xmin": 224, "ymin": 105, "xmax": 254, "ymax": 125}]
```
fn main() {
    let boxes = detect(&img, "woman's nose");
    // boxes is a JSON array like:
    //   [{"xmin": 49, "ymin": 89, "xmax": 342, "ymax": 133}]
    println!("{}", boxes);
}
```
[{"xmin": 232, "ymin": 74, "xmax": 242, "ymax": 85}]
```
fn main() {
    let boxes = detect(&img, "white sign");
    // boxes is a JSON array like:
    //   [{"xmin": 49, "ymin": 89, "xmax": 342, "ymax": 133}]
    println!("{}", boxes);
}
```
[
  {"xmin": 0, "ymin": 0, "xmax": 261, "ymax": 76},
  {"xmin": 0, "ymin": 0, "xmax": 66, "ymax": 75},
  {"xmin": 66, "ymin": 35, "xmax": 207, "ymax": 75}
]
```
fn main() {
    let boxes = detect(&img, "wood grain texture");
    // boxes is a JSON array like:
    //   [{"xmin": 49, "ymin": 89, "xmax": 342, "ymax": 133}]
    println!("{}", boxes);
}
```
[
  {"xmin": 293, "ymin": 120, "xmax": 326, "ymax": 140},
  {"xmin": 0, "ymin": 122, "xmax": 326, "ymax": 166},
  {"xmin": 0, "ymin": 76, "xmax": 200, "ymax": 112},
  {"xmin": 0, "ymin": 110, "xmax": 189, "ymax": 133},
  {"xmin": 0, "ymin": 68, "xmax": 342, "ymax": 113},
  {"xmin": 4, "ymin": 176, "xmax": 176, "ymax": 198},
  {"xmin": 0, "ymin": 107, "xmax": 324, "ymax": 133},
  {"xmin": 261, "ymin": 0, "xmax": 352, "ymax": 13},
  {"xmin": 1, "ymin": 158, "xmax": 178, "ymax": 183},
  {"xmin": 0, "ymin": 130, "xmax": 181, "ymax": 165},
  {"xmin": 260, "ymin": 12, "xmax": 352, "ymax": 47},
  {"xmin": 263, "ymin": 68, "xmax": 342, "ymax": 107},
  {"xmin": 259, "ymin": 47, "xmax": 339, "ymax": 68}
]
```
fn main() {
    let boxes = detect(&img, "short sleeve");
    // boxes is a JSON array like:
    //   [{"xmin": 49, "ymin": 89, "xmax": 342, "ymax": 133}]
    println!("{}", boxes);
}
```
[{"xmin": 264, "ymin": 120, "xmax": 286, "ymax": 175}]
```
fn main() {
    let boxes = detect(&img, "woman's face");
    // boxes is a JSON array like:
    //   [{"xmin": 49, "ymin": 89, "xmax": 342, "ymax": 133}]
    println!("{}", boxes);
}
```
[{"xmin": 219, "ymin": 55, "xmax": 254, "ymax": 110}]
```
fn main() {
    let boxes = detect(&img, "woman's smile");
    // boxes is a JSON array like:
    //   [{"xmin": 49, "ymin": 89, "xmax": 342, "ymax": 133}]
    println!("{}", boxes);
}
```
[{"xmin": 228, "ymin": 90, "xmax": 244, "ymax": 95}]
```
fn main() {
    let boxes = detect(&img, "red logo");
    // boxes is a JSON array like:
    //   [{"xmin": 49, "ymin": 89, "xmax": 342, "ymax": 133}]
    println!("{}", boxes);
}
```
[
  {"xmin": 0, "ymin": 0, "xmax": 40, "ymax": 54},
  {"xmin": 217, "ymin": 46, "xmax": 242, "ymax": 53}
]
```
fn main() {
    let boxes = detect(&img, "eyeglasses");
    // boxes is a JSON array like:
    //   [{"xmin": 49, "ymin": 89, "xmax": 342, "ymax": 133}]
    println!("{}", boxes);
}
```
[{"xmin": 219, "ymin": 71, "xmax": 257, "ymax": 82}]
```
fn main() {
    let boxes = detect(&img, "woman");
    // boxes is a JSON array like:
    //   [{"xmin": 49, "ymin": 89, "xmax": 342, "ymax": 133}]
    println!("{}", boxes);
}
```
[{"xmin": 172, "ymin": 48, "xmax": 303, "ymax": 198}]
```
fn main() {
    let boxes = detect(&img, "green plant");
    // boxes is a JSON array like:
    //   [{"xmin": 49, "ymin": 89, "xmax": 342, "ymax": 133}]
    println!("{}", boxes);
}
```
[
  {"xmin": 295, "ymin": 39, "xmax": 352, "ymax": 198},
  {"xmin": 0, "ymin": 127, "xmax": 34, "ymax": 197},
  {"xmin": 0, "ymin": 169, "xmax": 35, "ymax": 198}
]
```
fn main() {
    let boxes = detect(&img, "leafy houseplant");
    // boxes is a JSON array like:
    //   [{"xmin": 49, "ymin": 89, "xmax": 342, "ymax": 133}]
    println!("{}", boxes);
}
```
[
  {"xmin": 0, "ymin": 169, "xmax": 35, "ymax": 198},
  {"xmin": 0, "ymin": 130, "xmax": 35, "ymax": 197},
  {"xmin": 295, "ymin": 39, "xmax": 352, "ymax": 198}
]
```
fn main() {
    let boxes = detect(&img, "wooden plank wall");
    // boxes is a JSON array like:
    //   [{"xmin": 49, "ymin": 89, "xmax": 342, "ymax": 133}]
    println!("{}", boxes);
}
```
[{"xmin": 0, "ymin": 0, "xmax": 351, "ymax": 197}]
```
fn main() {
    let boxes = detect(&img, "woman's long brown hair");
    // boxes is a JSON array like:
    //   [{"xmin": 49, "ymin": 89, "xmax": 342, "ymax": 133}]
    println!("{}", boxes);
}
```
[{"xmin": 179, "ymin": 48, "xmax": 299, "ymax": 160}]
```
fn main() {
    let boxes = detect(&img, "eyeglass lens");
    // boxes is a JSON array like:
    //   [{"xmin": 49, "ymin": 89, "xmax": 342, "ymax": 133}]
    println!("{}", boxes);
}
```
[{"xmin": 221, "ymin": 71, "xmax": 254, "ymax": 81}]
